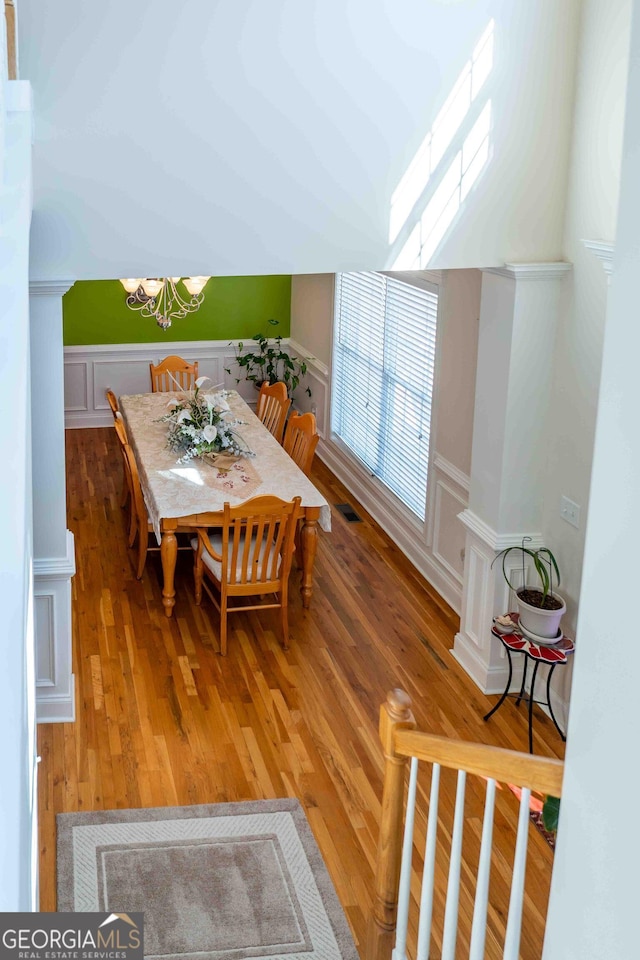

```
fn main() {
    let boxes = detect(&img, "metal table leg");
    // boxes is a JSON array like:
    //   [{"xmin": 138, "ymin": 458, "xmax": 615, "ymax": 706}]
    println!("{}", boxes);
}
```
[
  {"xmin": 516, "ymin": 654, "xmax": 528, "ymax": 707},
  {"xmin": 528, "ymin": 660, "xmax": 541, "ymax": 754},
  {"xmin": 484, "ymin": 647, "xmax": 514, "ymax": 722},
  {"xmin": 545, "ymin": 664, "xmax": 566, "ymax": 741}
]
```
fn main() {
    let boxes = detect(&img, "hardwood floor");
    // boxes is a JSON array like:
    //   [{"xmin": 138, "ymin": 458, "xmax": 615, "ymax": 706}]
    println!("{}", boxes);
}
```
[{"xmin": 38, "ymin": 427, "xmax": 564, "ymax": 957}]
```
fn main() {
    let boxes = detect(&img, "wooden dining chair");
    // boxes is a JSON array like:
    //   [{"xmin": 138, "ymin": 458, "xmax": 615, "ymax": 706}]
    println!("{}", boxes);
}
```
[
  {"xmin": 256, "ymin": 381, "xmax": 291, "ymax": 444},
  {"xmin": 105, "ymin": 388, "xmax": 119, "ymax": 416},
  {"xmin": 150, "ymin": 355, "xmax": 199, "ymax": 392},
  {"xmin": 191, "ymin": 495, "xmax": 302, "ymax": 655},
  {"xmin": 283, "ymin": 412, "xmax": 319, "ymax": 477},
  {"xmin": 113, "ymin": 411, "xmax": 133, "ymax": 515}
]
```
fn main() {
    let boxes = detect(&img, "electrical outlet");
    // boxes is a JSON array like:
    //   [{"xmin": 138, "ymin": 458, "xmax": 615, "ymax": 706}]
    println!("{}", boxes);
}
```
[{"xmin": 560, "ymin": 495, "xmax": 580, "ymax": 529}]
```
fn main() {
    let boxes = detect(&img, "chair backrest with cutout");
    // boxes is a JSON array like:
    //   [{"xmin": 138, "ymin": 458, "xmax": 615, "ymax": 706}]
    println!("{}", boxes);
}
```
[
  {"xmin": 256, "ymin": 381, "xmax": 291, "ymax": 444},
  {"xmin": 283, "ymin": 412, "xmax": 319, "ymax": 477},
  {"xmin": 150, "ymin": 355, "xmax": 199, "ymax": 392}
]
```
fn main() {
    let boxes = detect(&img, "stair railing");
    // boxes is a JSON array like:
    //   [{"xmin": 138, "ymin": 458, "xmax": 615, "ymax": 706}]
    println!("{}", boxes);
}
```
[{"xmin": 366, "ymin": 689, "xmax": 564, "ymax": 960}]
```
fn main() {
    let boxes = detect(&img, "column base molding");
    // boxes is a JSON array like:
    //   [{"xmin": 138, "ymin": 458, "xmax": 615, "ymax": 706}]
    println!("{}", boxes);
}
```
[{"xmin": 34, "ymin": 530, "xmax": 76, "ymax": 723}]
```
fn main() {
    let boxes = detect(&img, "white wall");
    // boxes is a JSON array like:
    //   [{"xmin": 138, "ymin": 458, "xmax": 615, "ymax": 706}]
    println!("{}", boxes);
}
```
[
  {"xmin": 20, "ymin": 0, "xmax": 579, "ymax": 281},
  {"xmin": 543, "ymin": 4, "xmax": 640, "ymax": 955},
  {"xmin": 541, "ymin": 0, "xmax": 631, "ymax": 637},
  {"xmin": 0, "ymin": 81, "xmax": 38, "ymax": 911}
]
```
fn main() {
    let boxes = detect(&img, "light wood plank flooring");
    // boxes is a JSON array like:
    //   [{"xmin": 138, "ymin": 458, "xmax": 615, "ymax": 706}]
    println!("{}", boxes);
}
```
[{"xmin": 38, "ymin": 427, "xmax": 564, "ymax": 958}]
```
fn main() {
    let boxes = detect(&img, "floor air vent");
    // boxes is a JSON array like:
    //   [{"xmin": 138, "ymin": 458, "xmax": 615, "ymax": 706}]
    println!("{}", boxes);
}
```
[{"xmin": 335, "ymin": 503, "xmax": 362, "ymax": 523}]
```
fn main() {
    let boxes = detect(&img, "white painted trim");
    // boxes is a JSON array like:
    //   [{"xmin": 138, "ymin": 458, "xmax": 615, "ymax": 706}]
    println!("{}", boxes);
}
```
[
  {"xmin": 6, "ymin": 79, "xmax": 32, "ymax": 112},
  {"xmin": 451, "ymin": 633, "xmax": 518, "ymax": 694},
  {"xmin": 64, "ymin": 337, "xmax": 256, "ymax": 356},
  {"xmin": 457, "ymin": 508, "xmax": 545, "ymax": 551},
  {"xmin": 34, "ymin": 531, "xmax": 76, "ymax": 724},
  {"xmin": 33, "ymin": 530, "xmax": 76, "ymax": 579},
  {"xmin": 483, "ymin": 262, "xmax": 572, "ymax": 281},
  {"xmin": 286, "ymin": 339, "xmax": 329, "ymax": 378},
  {"xmin": 29, "ymin": 280, "xmax": 75, "ymax": 297},
  {"xmin": 318, "ymin": 438, "xmax": 463, "ymax": 613},
  {"xmin": 582, "ymin": 239, "xmax": 615, "ymax": 277},
  {"xmin": 432, "ymin": 453, "xmax": 470, "ymax": 492}
]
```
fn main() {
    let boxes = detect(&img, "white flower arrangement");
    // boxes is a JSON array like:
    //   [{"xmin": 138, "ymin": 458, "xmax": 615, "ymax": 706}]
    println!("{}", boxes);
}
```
[{"xmin": 157, "ymin": 377, "xmax": 254, "ymax": 465}]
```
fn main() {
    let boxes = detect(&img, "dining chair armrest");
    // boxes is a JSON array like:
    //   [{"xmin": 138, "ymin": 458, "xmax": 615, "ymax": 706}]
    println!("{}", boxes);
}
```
[{"xmin": 198, "ymin": 528, "xmax": 223, "ymax": 562}]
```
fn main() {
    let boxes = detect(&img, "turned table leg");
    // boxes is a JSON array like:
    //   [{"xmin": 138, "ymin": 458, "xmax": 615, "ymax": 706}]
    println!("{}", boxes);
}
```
[
  {"xmin": 300, "ymin": 508, "xmax": 320, "ymax": 609},
  {"xmin": 161, "ymin": 524, "xmax": 178, "ymax": 617}
]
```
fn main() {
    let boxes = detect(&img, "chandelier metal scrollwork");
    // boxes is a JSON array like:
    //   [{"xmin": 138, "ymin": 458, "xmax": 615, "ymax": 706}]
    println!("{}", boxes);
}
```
[{"xmin": 120, "ymin": 277, "xmax": 211, "ymax": 330}]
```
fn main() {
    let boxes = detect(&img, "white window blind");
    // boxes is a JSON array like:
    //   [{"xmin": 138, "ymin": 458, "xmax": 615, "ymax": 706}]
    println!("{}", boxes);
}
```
[{"xmin": 332, "ymin": 272, "xmax": 438, "ymax": 520}]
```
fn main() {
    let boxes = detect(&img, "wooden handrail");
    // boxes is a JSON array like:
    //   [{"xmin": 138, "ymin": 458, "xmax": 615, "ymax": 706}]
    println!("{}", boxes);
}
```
[
  {"xmin": 366, "ymin": 689, "xmax": 565, "ymax": 960},
  {"xmin": 5, "ymin": 0, "xmax": 16, "ymax": 80},
  {"xmin": 395, "ymin": 730, "xmax": 564, "ymax": 797}
]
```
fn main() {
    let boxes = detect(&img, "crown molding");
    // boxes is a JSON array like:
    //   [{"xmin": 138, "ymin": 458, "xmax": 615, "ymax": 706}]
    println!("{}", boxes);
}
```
[
  {"xmin": 581, "ymin": 240, "xmax": 614, "ymax": 278},
  {"xmin": 458, "ymin": 509, "xmax": 545, "ymax": 551},
  {"xmin": 29, "ymin": 280, "xmax": 76, "ymax": 297},
  {"xmin": 482, "ymin": 262, "xmax": 572, "ymax": 281}
]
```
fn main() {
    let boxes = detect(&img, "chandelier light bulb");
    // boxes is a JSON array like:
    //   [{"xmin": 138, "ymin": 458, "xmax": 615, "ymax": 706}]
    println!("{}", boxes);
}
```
[
  {"xmin": 120, "ymin": 278, "xmax": 142, "ymax": 294},
  {"xmin": 169, "ymin": 277, "xmax": 181, "ymax": 283},
  {"xmin": 183, "ymin": 276, "xmax": 210, "ymax": 296},
  {"xmin": 141, "ymin": 278, "xmax": 164, "ymax": 298}
]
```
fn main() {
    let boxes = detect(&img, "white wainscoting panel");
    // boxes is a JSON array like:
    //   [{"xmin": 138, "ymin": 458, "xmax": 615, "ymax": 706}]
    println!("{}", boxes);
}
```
[
  {"xmin": 63, "ymin": 361, "xmax": 88, "ymax": 413},
  {"xmin": 64, "ymin": 339, "xmax": 264, "ymax": 428},
  {"xmin": 34, "ymin": 529, "xmax": 76, "ymax": 722}
]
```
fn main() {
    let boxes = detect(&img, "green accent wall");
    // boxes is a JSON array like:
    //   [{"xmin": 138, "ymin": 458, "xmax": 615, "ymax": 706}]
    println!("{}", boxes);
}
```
[{"xmin": 63, "ymin": 276, "xmax": 292, "ymax": 345}]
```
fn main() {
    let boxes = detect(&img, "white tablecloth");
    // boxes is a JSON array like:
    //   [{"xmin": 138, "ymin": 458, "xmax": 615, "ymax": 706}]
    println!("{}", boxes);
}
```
[{"xmin": 119, "ymin": 391, "xmax": 332, "ymax": 541}]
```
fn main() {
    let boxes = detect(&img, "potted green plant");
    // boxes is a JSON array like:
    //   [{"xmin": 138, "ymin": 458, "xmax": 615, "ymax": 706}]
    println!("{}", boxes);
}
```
[
  {"xmin": 492, "ymin": 537, "xmax": 566, "ymax": 639},
  {"xmin": 226, "ymin": 319, "xmax": 311, "ymax": 397}
]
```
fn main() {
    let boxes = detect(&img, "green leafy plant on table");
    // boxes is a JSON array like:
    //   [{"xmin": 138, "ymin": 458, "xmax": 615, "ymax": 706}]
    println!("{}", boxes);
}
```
[
  {"xmin": 492, "ymin": 537, "xmax": 566, "ymax": 639},
  {"xmin": 226, "ymin": 318, "xmax": 311, "ymax": 397}
]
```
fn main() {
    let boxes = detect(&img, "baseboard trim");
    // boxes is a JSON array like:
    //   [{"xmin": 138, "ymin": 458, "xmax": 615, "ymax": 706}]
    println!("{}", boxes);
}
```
[
  {"xmin": 36, "ymin": 678, "xmax": 76, "ymax": 723},
  {"xmin": 318, "ymin": 438, "xmax": 462, "ymax": 614}
]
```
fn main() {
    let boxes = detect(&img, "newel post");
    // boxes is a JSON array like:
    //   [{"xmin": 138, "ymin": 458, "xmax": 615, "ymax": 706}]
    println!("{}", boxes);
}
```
[{"xmin": 366, "ymin": 689, "xmax": 416, "ymax": 960}]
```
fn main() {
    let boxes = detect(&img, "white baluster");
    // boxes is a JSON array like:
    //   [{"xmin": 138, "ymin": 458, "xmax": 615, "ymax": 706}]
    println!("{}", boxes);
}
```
[
  {"xmin": 392, "ymin": 757, "xmax": 419, "ymax": 960},
  {"xmin": 441, "ymin": 769, "xmax": 466, "ymax": 960},
  {"xmin": 503, "ymin": 786, "xmax": 531, "ymax": 959},
  {"xmin": 468, "ymin": 778, "xmax": 497, "ymax": 960},
  {"xmin": 416, "ymin": 763, "xmax": 441, "ymax": 960}
]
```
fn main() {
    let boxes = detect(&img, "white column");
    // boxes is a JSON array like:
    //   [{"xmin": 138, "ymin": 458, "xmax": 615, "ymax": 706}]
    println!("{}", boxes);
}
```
[
  {"xmin": 544, "ymin": 3, "xmax": 640, "ymax": 954},
  {"xmin": 30, "ymin": 279, "xmax": 76, "ymax": 722},
  {"xmin": 453, "ymin": 263, "xmax": 571, "ymax": 692}
]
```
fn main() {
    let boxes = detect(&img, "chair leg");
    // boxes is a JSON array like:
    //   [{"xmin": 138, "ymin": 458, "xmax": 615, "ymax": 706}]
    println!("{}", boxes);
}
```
[
  {"xmin": 120, "ymin": 466, "xmax": 129, "ymax": 508},
  {"xmin": 220, "ymin": 593, "xmax": 228, "ymax": 656},
  {"xmin": 136, "ymin": 526, "xmax": 147, "ymax": 579},
  {"xmin": 194, "ymin": 555, "xmax": 203, "ymax": 605},
  {"xmin": 128, "ymin": 507, "xmax": 137, "ymax": 548},
  {"xmin": 280, "ymin": 602, "xmax": 290, "ymax": 651}
]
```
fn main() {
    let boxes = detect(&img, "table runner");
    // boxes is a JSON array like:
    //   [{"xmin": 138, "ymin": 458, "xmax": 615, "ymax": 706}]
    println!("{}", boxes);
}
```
[{"xmin": 119, "ymin": 391, "xmax": 332, "ymax": 540}]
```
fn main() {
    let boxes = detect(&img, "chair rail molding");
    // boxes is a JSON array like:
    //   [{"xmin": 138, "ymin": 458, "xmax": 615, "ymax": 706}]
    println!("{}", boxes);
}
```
[
  {"xmin": 64, "ymin": 338, "xmax": 305, "ymax": 428},
  {"xmin": 582, "ymin": 240, "xmax": 615, "ymax": 281}
]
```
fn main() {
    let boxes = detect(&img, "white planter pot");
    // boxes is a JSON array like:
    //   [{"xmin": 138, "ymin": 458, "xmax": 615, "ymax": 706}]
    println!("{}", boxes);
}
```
[{"xmin": 517, "ymin": 587, "xmax": 566, "ymax": 639}]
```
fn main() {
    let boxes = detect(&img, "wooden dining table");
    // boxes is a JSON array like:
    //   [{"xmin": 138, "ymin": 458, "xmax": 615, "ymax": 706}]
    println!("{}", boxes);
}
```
[{"xmin": 119, "ymin": 391, "xmax": 331, "ymax": 617}]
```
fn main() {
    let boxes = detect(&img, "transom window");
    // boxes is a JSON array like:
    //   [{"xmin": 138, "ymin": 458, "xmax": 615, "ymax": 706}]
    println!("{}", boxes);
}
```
[{"xmin": 331, "ymin": 272, "xmax": 438, "ymax": 520}]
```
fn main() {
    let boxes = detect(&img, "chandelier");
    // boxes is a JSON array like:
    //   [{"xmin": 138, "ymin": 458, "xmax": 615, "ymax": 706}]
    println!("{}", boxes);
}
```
[{"xmin": 120, "ymin": 277, "xmax": 211, "ymax": 330}]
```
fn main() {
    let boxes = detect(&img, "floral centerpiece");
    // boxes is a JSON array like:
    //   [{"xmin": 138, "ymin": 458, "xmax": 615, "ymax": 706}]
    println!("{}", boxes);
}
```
[{"xmin": 157, "ymin": 376, "xmax": 253, "ymax": 466}]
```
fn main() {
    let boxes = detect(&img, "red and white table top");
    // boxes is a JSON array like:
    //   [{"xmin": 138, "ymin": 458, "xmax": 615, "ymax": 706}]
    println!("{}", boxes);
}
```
[{"xmin": 491, "ymin": 612, "xmax": 575, "ymax": 664}]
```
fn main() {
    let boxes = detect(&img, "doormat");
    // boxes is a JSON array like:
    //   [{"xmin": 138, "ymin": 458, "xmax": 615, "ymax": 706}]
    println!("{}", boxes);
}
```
[{"xmin": 57, "ymin": 798, "xmax": 359, "ymax": 960}]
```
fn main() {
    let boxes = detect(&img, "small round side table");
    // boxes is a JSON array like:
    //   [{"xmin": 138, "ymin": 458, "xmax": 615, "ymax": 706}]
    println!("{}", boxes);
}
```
[{"xmin": 484, "ymin": 612, "xmax": 574, "ymax": 754}]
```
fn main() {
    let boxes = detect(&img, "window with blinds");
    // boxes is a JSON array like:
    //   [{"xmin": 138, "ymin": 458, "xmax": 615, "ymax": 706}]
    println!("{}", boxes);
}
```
[{"xmin": 331, "ymin": 272, "xmax": 438, "ymax": 520}]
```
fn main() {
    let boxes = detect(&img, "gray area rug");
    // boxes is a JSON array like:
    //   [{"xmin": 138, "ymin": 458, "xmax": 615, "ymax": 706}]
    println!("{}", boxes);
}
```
[{"xmin": 57, "ymin": 798, "xmax": 359, "ymax": 960}]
